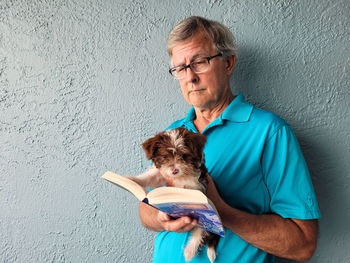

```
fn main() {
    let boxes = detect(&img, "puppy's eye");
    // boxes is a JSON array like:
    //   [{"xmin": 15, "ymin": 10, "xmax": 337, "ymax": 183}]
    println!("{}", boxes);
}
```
[
  {"xmin": 157, "ymin": 155, "xmax": 169, "ymax": 162},
  {"xmin": 182, "ymin": 154, "xmax": 190, "ymax": 161}
]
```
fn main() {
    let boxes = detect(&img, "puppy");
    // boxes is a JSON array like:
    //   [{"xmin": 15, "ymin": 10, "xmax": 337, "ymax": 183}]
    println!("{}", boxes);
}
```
[{"xmin": 129, "ymin": 127, "xmax": 219, "ymax": 263}]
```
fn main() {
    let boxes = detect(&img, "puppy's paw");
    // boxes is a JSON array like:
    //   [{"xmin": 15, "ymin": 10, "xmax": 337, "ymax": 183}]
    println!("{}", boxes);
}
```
[
  {"xmin": 126, "ymin": 176, "xmax": 137, "ymax": 182},
  {"xmin": 184, "ymin": 244, "xmax": 197, "ymax": 262},
  {"xmin": 207, "ymin": 246, "xmax": 216, "ymax": 263},
  {"xmin": 126, "ymin": 176, "xmax": 146, "ymax": 188}
]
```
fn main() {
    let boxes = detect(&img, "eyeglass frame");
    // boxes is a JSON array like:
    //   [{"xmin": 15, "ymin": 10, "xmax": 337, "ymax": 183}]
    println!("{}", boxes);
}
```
[{"xmin": 168, "ymin": 53, "xmax": 223, "ymax": 79}]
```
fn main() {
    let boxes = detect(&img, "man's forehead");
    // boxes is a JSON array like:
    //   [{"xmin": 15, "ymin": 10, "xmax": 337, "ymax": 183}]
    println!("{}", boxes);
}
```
[
  {"xmin": 171, "ymin": 30, "xmax": 213, "ymax": 60},
  {"xmin": 172, "ymin": 52, "xmax": 207, "ymax": 66},
  {"xmin": 171, "ymin": 45, "xmax": 214, "ymax": 66}
]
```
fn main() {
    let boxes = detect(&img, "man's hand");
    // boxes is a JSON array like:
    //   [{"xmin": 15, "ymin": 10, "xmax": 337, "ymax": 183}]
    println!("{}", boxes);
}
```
[
  {"xmin": 139, "ymin": 202, "xmax": 197, "ymax": 233},
  {"xmin": 204, "ymin": 175, "xmax": 319, "ymax": 262},
  {"xmin": 206, "ymin": 174, "xmax": 225, "ymax": 208},
  {"xmin": 157, "ymin": 211, "xmax": 198, "ymax": 233}
]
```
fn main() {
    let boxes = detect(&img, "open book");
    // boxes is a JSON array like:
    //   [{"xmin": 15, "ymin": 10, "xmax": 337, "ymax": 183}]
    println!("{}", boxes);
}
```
[{"xmin": 102, "ymin": 171, "xmax": 225, "ymax": 237}]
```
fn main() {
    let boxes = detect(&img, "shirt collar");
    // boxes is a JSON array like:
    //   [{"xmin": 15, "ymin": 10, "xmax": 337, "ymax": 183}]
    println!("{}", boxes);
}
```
[
  {"xmin": 179, "ymin": 93, "xmax": 254, "ymax": 128},
  {"xmin": 221, "ymin": 94, "xmax": 253, "ymax": 122}
]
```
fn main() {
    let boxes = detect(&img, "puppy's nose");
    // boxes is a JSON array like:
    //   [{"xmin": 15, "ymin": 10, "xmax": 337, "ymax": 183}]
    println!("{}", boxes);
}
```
[{"xmin": 171, "ymin": 168, "xmax": 179, "ymax": 175}]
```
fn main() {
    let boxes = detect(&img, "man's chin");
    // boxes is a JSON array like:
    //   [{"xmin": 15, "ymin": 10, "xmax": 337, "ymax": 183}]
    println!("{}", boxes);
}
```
[{"xmin": 188, "ymin": 96, "xmax": 209, "ymax": 107}]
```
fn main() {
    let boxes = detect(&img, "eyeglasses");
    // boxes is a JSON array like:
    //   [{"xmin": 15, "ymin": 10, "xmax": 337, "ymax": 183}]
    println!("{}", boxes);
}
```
[{"xmin": 169, "ymin": 53, "xmax": 222, "ymax": 80}]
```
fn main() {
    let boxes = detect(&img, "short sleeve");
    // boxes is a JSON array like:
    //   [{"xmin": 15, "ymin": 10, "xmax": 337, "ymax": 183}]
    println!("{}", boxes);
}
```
[{"xmin": 261, "ymin": 124, "xmax": 321, "ymax": 219}]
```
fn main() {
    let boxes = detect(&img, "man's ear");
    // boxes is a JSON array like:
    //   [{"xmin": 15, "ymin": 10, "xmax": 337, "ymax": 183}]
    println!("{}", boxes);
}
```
[{"xmin": 225, "ymin": 54, "xmax": 236, "ymax": 76}]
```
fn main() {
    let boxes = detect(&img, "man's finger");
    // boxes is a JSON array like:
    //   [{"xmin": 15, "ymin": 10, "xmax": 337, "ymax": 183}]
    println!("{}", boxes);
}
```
[
  {"xmin": 157, "ymin": 211, "xmax": 170, "ymax": 223},
  {"xmin": 163, "ymin": 217, "xmax": 197, "ymax": 233},
  {"xmin": 174, "ymin": 218, "xmax": 198, "ymax": 233}
]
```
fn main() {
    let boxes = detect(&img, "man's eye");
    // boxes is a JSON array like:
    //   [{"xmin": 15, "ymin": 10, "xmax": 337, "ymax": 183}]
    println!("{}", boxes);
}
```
[
  {"xmin": 176, "ymin": 67, "xmax": 185, "ymax": 73},
  {"xmin": 192, "ymin": 59, "xmax": 206, "ymax": 65}
]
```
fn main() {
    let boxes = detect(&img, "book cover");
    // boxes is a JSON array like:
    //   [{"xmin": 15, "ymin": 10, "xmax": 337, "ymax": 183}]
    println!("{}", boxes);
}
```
[
  {"xmin": 147, "ymin": 200, "xmax": 225, "ymax": 237},
  {"xmin": 102, "ymin": 171, "xmax": 225, "ymax": 237}
]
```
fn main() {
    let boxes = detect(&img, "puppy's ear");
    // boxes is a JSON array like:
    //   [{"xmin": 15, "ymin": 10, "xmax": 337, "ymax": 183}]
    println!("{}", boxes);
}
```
[
  {"xmin": 191, "ymin": 133, "xmax": 207, "ymax": 153},
  {"xmin": 181, "ymin": 128, "xmax": 207, "ymax": 155},
  {"xmin": 142, "ymin": 133, "xmax": 166, "ymax": 160},
  {"xmin": 142, "ymin": 136, "xmax": 158, "ymax": 160}
]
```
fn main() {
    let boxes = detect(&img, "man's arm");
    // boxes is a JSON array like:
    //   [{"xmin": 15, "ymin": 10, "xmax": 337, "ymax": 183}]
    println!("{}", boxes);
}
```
[
  {"xmin": 138, "ymin": 178, "xmax": 318, "ymax": 262},
  {"xmin": 206, "ymin": 176, "xmax": 319, "ymax": 262},
  {"xmin": 139, "ymin": 202, "xmax": 198, "ymax": 233}
]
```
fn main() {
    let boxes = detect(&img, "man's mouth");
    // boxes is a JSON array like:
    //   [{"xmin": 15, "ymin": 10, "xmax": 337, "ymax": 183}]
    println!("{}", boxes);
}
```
[{"xmin": 189, "ymin": 89, "xmax": 205, "ymax": 94}]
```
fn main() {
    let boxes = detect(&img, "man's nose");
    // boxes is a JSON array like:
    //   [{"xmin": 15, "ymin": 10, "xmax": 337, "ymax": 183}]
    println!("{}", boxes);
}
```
[{"xmin": 185, "ymin": 67, "xmax": 199, "ymax": 83}]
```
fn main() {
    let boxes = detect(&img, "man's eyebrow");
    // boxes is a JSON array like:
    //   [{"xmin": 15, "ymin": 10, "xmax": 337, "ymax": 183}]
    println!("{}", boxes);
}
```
[
  {"xmin": 173, "ymin": 53, "xmax": 207, "ymax": 67},
  {"xmin": 191, "ymin": 53, "xmax": 205, "ymax": 60}
]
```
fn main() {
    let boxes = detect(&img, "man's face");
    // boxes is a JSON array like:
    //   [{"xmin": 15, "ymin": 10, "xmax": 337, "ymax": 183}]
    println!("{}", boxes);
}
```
[{"xmin": 171, "ymin": 31, "xmax": 235, "ymax": 110}]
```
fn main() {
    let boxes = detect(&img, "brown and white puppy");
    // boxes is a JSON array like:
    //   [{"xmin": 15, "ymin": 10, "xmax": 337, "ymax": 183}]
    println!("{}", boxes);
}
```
[{"xmin": 129, "ymin": 127, "xmax": 219, "ymax": 263}]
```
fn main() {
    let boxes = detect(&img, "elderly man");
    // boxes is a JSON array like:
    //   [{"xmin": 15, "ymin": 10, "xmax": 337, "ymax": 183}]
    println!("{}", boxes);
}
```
[{"xmin": 138, "ymin": 16, "xmax": 321, "ymax": 263}]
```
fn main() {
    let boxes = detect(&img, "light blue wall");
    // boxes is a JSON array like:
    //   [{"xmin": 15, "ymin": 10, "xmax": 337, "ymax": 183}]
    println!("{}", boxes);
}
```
[{"xmin": 0, "ymin": 0, "xmax": 349, "ymax": 262}]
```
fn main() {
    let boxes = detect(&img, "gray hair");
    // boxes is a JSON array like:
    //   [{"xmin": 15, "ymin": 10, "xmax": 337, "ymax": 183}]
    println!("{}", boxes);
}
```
[{"xmin": 167, "ymin": 16, "xmax": 237, "ymax": 62}]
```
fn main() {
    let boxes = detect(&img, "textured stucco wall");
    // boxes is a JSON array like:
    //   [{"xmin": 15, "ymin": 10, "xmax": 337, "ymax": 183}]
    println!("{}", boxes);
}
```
[{"xmin": 0, "ymin": 0, "xmax": 349, "ymax": 262}]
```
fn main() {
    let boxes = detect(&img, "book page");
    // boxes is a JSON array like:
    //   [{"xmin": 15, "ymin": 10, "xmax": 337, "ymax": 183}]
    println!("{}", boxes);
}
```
[
  {"xmin": 102, "ymin": 171, "xmax": 147, "ymax": 201},
  {"xmin": 147, "ymin": 187, "xmax": 208, "ymax": 204}
]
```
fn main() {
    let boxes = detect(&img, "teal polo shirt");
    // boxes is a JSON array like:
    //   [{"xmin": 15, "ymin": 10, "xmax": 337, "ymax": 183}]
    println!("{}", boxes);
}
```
[{"xmin": 152, "ymin": 94, "xmax": 321, "ymax": 263}]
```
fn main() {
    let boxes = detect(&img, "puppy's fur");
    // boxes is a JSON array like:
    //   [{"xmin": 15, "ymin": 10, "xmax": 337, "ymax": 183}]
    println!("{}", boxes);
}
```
[{"xmin": 129, "ymin": 127, "xmax": 219, "ymax": 263}]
